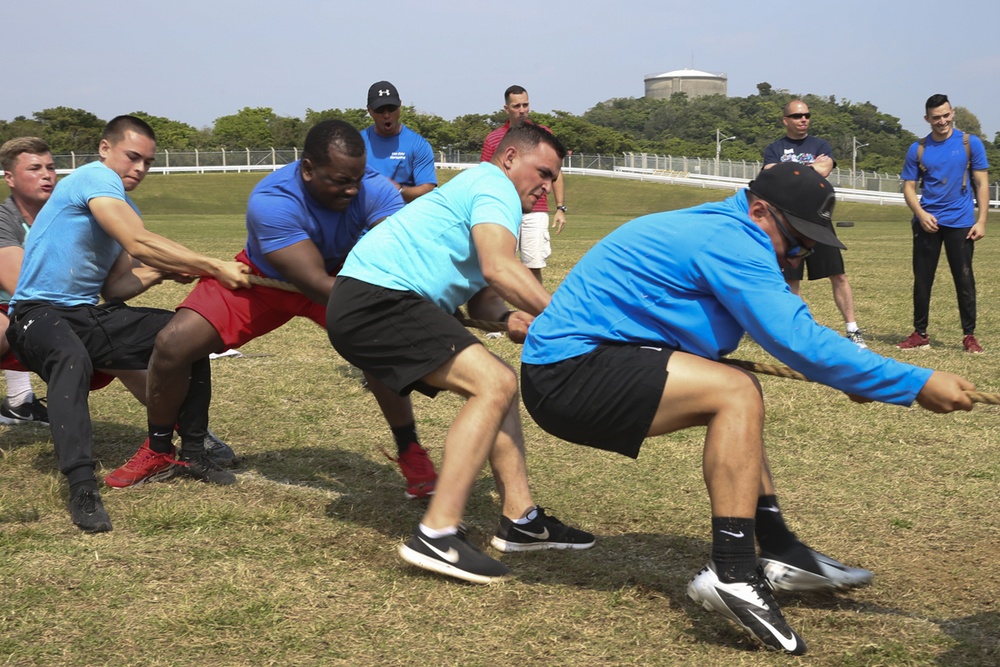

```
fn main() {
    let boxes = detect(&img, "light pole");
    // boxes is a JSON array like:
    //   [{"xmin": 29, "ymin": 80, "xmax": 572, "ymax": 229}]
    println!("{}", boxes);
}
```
[
  {"xmin": 715, "ymin": 129, "xmax": 736, "ymax": 176},
  {"xmin": 852, "ymin": 136, "xmax": 869, "ymax": 187}
]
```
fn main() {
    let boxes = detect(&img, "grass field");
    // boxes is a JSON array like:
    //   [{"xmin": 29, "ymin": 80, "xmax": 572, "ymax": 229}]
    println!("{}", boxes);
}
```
[{"xmin": 2, "ymin": 172, "xmax": 1000, "ymax": 666}]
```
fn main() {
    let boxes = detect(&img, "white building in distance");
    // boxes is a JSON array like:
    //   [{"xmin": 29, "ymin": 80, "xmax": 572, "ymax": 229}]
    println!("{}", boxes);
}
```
[{"xmin": 644, "ymin": 68, "xmax": 727, "ymax": 100}]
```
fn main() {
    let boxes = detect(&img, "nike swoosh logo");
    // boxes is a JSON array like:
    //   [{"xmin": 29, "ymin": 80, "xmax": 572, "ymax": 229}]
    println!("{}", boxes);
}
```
[
  {"xmin": 719, "ymin": 530, "xmax": 745, "ymax": 538},
  {"xmin": 419, "ymin": 537, "xmax": 460, "ymax": 564},
  {"xmin": 513, "ymin": 525, "xmax": 550, "ymax": 540},
  {"xmin": 639, "ymin": 345, "xmax": 663, "ymax": 351},
  {"xmin": 153, "ymin": 432, "xmax": 172, "ymax": 438},
  {"xmin": 758, "ymin": 506, "xmax": 781, "ymax": 513},
  {"xmin": 748, "ymin": 609, "xmax": 800, "ymax": 652}
]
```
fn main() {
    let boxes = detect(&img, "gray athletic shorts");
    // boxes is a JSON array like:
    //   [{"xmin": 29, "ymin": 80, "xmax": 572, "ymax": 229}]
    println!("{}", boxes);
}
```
[
  {"xmin": 521, "ymin": 344, "xmax": 673, "ymax": 459},
  {"xmin": 327, "ymin": 277, "xmax": 479, "ymax": 397}
]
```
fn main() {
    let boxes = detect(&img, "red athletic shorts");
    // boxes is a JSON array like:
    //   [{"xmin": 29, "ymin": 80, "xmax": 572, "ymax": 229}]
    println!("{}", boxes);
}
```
[{"xmin": 177, "ymin": 250, "xmax": 326, "ymax": 350}]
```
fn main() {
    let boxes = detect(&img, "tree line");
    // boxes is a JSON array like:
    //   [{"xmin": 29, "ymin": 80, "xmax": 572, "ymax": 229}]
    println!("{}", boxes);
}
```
[{"xmin": 2, "ymin": 83, "xmax": 998, "ymax": 180}]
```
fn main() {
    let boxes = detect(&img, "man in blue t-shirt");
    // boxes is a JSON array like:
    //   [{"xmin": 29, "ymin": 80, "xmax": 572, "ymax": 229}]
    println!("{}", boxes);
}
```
[
  {"xmin": 763, "ymin": 99, "xmax": 867, "ymax": 348},
  {"xmin": 5, "ymin": 116, "xmax": 252, "ymax": 533},
  {"xmin": 362, "ymin": 81, "xmax": 437, "ymax": 203},
  {"xmin": 897, "ymin": 94, "xmax": 990, "ymax": 353},
  {"xmin": 109, "ymin": 120, "xmax": 440, "ymax": 501},
  {"xmin": 520, "ymin": 164, "xmax": 976, "ymax": 655},
  {"xmin": 328, "ymin": 124, "xmax": 594, "ymax": 586}
]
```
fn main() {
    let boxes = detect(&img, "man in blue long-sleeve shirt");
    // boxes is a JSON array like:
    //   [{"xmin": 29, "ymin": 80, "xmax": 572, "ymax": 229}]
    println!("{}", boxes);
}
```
[{"xmin": 521, "ymin": 163, "xmax": 975, "ymax": 655}]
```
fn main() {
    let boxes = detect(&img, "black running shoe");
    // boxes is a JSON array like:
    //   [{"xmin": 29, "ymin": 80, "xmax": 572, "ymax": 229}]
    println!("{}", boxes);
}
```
[
  {"xmin": 177, "ymin": 450, "xmax": 237, "ymax": 485},
  {"xmin": 69, "ymin": 487, "xmax": 113, "ymax": 533},
  {"xmin": 0, "ymin": 396, "xmax": 49, "ymax": 426},
  {"xmin": 490, "ymin": 506, "xmax": 596, "ymax": 552},
  {"xmin": 204, "ymin": 430, "xmax": 239, "ymax": 468},
  {"xmin": 399, "ymin": 525, "xmax": 510, "ymax": 584},
  {"xmin": 687, "ymin": 562, "xmax": 806, "ymax": 655}
]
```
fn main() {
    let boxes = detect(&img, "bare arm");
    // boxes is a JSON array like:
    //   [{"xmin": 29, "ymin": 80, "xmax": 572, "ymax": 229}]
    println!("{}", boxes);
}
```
[
  {"xmin": 551, "ymin": 176, "xmax": 567, "ymax": 234},
  {"xmin": 903, "ymin": 180, "xmax": 937, "ymax": 232},
  {"xmin": 398, "ymin": 183, "xmax": 435, "ymax": 203},
  {"xmin": 0, "ymin": 245, "xmax": 23, "ymax": 295},
  {"xmin": 263, "ymin": 239, "xmax": 336, "ymax": 305},
  {"xmin": 89, "ymin": 197, "xmax": 250, "ymax": 289},
  {"xmin": 472, "ymin": 223, "xmax": 550, "ymax": 315},
  {"xmin": 968, "ymin": 169, "xmax": 989, "ymax": 240},
  {"xmin": 100, "ymin": 251, "xmax": 193, "ymax": 301}
]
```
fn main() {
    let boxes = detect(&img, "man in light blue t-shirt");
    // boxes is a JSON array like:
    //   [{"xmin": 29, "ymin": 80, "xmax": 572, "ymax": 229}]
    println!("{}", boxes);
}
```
[
  {"xmin": 362, "ymin": 80, "xmax": 437, "ymax": 203},
  {"xmin": 328, "ymin": 124, "xmax": 594, "ymax": 586},
  {"xmin": 5, "ymin": 116, "xmax": 251, "ymax": 534}
]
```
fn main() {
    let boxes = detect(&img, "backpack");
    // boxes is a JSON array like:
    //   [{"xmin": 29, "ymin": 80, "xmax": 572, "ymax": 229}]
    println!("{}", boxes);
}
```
[{"xmin": 917, "ymin": 131, "xmax": 971, "ymax": 193}]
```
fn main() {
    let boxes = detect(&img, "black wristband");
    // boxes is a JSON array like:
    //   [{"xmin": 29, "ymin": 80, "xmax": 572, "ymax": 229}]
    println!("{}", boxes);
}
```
[{"xmin": 499, "ymin": 310, "xmax": 514, "ymax": 322}]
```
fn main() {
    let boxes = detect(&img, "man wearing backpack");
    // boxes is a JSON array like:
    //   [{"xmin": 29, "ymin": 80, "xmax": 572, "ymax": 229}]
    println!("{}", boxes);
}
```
[{"xmin": 898, "ymin": 94, "xmax": 990, "ymax": 353}]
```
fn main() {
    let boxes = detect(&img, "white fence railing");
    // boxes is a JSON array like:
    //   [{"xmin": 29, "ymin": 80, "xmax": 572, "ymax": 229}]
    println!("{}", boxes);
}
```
[{"xmin": 17, "ymin": 148, "xmax": 1000, "ymax": 208}]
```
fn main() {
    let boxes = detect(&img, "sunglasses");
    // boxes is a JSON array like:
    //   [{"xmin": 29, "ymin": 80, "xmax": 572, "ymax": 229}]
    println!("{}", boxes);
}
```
[
  {"xmin": 766, "ymin": 205, "xmax": 814, "ymax": 260},
  {"xmin": 785, "ymin": 112, "xmax": 811, "ymax": 119},
  {"xmin": 373, "ymin": 105, "xmax": 400, "ymax": 114}
]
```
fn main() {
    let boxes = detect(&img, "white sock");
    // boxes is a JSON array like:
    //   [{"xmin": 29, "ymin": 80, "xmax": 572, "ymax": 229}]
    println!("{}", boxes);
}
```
[
  {"xmin": 419, "ymin": 523, "xmax": 458, "ymax": 539},
  {"xmin": 845, "ymin": 322, "xmax": 859, "ymax": 333},
  {"xmin": 513, "ymin": 506, "xmax": 539, "ymax": 525},
  {"xmin": 4, "ymin": 370, "xmax": 34, "ymax": 406}
]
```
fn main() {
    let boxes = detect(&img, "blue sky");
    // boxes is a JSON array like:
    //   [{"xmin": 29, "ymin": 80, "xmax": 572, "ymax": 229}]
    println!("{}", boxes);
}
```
[{"xmin": 6, "ymin": 1, "xmax": 998, "ymax": 144}]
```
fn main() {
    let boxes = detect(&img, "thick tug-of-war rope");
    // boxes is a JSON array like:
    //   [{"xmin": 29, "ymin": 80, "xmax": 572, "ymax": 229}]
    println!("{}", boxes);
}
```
[{"xmin": 242, "ymin": 275, "xmax": 1000, "ymax": 406}]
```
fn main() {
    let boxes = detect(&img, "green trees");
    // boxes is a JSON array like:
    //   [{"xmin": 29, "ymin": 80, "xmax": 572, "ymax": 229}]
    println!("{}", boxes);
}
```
[{"xmin": 0, "ymin": 96, "xmax": 996, "ymax": 182}]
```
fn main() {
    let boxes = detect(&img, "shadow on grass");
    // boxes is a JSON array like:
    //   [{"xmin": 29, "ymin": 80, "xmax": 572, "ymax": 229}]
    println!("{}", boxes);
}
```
[{"xmin": 935, "ymin": 611, "xmax": 1000, "ymax": 666}]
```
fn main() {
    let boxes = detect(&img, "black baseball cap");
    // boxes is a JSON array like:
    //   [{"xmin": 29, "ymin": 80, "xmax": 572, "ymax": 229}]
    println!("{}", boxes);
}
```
[
  {"xmin": 748, "ymin": 163, "xmax": 846, "ymax": 250},
  {"xmin": 367, "ymin": 81, "xmax": 401, "ymax": 109}
]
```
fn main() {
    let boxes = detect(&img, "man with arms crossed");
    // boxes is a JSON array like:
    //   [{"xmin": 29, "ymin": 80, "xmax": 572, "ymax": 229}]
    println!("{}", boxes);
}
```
[
  {"xmin": 362, "ymin": 80, "xmax": 437, "ymax": 202},
  {"xmin": 328, "ymin": 124, "xmax": 593, "ymax": 584},
  {"xmin": 109, "ymin": 120, "xmax": 438, "ymax": 500},
  {"xmin": 521, "ymin": 164, "xmax": 974, "ymax": 654},
  {"xmin": 763, "ymin": 99, "xmax": 866, "ymax": 348},
  {"xmin": 897, "ymin": 93, "xmax": 990, "ymax": 353},
  {"xmin": 6, "ymin": 116, "xmax": 251, "ymax": 532},
  {"xmin": 480, "ymin": 85, "xmax": 567, "ymax": 284}
]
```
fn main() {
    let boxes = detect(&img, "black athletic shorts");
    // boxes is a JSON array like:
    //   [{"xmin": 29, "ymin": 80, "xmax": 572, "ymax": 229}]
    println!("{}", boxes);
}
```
[
  {"xmin": 782, "ymin": 243, "xmax": 845, "ymax": 281},
  {"xmin": 10, "ymin": 299, "xmax": 174, "ymax": 371},
  {"xmin": 521, "ymin": 344, "xmax": 674, "ymax": 459},
  {"xmin": 327, "ymin": 277, "xmax": 480, "ymax": 397}
]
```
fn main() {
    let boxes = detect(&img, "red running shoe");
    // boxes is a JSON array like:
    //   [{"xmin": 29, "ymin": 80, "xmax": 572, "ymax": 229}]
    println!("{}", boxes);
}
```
[
  {"xmin": 104, "ymin": 439, "xmax": 177, "ymax": 488},
  {"xmin": 386, "ymin": 442, "xmax": 437, "ymax": 499},
  {"xmin": 963, "ymin": 334, "xmax": 983, "ymax": 353},
  {"xmin": 896, "ymin": 331, "xmax": 930, "ymax": 350}
]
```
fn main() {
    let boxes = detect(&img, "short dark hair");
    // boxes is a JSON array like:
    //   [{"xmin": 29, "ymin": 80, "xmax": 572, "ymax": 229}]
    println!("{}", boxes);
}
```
[
  {"xmin": 103, "ymin": 115, "xmax": 156, "ymax": 144},
  {"xmin": 925, "ymin": 94, "xmax": 950, "ymax": 112},
  {"xmin": 504, "ymin": 85, "xmax": 527, "ymax": 103},
  {"xmin": 0, "ymin": 136, "xmax": 51, "ymax": 173},
  {"xmin": 496, "ymin": 123, "xmax": 567, "ymax": 160},
  {"xmin": 303, "ymin": 120, "xmax": 366, "ymax": 167}
]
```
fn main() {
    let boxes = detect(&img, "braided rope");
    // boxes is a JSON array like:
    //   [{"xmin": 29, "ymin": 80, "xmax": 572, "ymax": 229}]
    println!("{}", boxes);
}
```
[
  {"xmin": 244, "ymin": 277, "xmax": 999, "ymax": 405},
  {"xmin": 458, "ymin": 316, "xmax": 1000, "ymax": 406}
]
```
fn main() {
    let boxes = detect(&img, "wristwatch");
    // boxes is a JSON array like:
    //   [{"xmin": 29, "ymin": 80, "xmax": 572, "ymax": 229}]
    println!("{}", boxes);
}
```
[{"xmin": 556, "ymin": 205, "xmax": 567, "ymax": 213}]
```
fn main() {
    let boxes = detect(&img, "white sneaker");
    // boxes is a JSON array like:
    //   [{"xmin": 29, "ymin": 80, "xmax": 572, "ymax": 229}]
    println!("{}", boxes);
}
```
[
  {"xmin": 761, "ymin": 546, "xmax": 873, "ymax": 593},
  {"xmin": 846, "ymin": 330, "xmax": 867, "ymax": 348},
  {"xmin": 687, "ymin": 562, "xmax": 806, "ymax": 655}
]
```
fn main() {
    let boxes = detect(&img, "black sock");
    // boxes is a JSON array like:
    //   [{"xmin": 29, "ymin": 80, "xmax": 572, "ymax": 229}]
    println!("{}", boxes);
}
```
[
  {"xmin": 391, "ymin": 423, "xmax": 418, "ymax": 456},
  {"xmin": 755, "ymin": 494, "xmax": 800, "ymax": 555},
  {"xmin": 147, "ymin": 422, "xmax": 175, "ymax": 454},
  {"xmin": 711, "ymin": 517, "xmax": 757, "ymax": 583}
]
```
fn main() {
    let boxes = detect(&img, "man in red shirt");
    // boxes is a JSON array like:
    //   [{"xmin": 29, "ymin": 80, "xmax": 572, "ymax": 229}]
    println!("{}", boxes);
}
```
[{"xmin": 480, "ymin": 85, "xmax": 567, "ymax": 284}]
